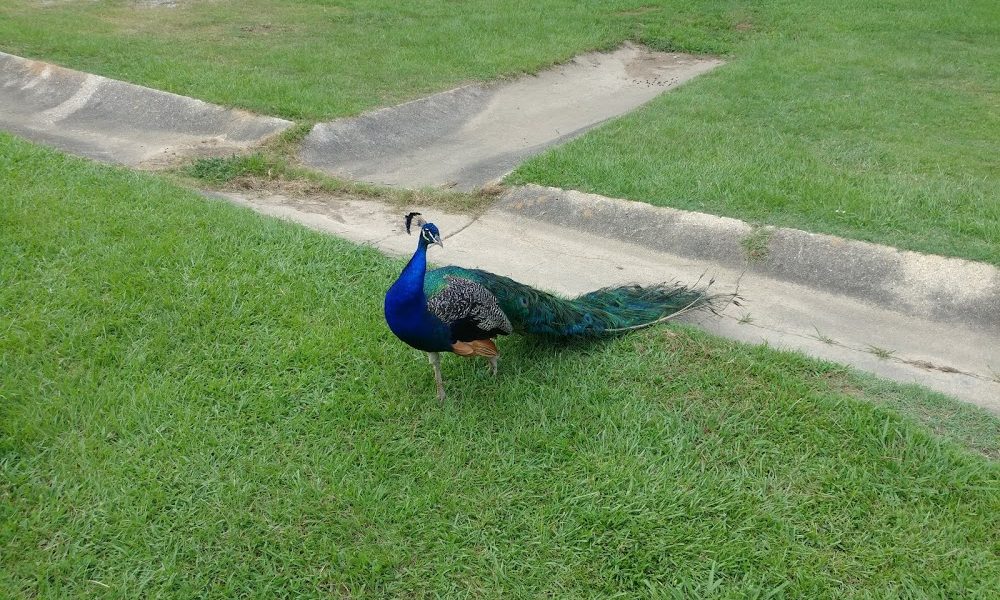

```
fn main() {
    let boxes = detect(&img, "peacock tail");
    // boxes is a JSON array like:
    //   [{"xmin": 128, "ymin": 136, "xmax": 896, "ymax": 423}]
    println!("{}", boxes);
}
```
[{"xmin": 425, "ymin": 266, "xmax": 719, "ymax": 338}]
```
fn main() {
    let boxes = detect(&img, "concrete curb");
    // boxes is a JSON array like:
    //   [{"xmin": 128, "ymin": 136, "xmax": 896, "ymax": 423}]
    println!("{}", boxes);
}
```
[
  {"xmin": 212, "ymin": 189, "xmax": 1000, "ymax": 412},
  {"xmin": 499, "ymin": 185, "xmax": 1000, "ymax": 336},
  {"xmin": 300, "ymin": 44, "xmax": 722, "ymax": 190},
  {"xmin": 0, "ymin": 51, "xmax": 292, "ymax": 166}
]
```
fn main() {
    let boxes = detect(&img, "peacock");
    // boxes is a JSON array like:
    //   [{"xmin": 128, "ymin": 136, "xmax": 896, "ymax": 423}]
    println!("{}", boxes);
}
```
[{"xmin": 384, "ymin": 212, "xmax": 724, "ymax": 402}]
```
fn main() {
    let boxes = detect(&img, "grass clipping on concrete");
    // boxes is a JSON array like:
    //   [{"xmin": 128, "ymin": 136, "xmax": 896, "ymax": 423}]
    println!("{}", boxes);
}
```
[
  {"xmin": 2, "ymin": 134, "xmax": 999, "ymax": 597},
  {"xmin": 178, "ymin": 151, "xmax": 501, "ymax": 215}
]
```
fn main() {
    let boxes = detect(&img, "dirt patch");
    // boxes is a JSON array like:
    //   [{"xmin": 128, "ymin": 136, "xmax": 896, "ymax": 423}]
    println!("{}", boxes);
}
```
[
  {"xmin": 134, "ymin": 0, "xmax": 182, "ymax": 7},
  {"xmin": 820, "ymin": 371, "xmax": 865, "ymax": 398},
  {"xmin": 225, "ymin": 174, "xmax": 332, "ymax": 197},
  {"xmin": 902, "ymin": 358, "xmax": 964, "ymax": 375},
  {"xmin": 236, "ymin": 22, "xmax": 303, "ymax": 36},
  {"xmin": 138, "ymin": 141, "xmax": 259, "ymax": 170},
  {"xmin": 240, "ymin": 23, "xmax": 276, "ymax": 35}
]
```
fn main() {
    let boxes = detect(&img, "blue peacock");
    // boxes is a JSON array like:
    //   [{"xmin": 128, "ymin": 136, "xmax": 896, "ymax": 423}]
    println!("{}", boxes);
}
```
[{"xmin": 384, "ymin": 212, "xmax": 722, "ymax": 402}]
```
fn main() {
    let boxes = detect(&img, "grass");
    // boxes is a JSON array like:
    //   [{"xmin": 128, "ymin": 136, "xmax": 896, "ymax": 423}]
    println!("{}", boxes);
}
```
[
  {"xmin": 184, "ymin": 153, "xmax": 276, "ymax": 184},
  {"xmin": 2, "ymin": 2, "xmax": 997, "ymax": 264},
  {"xmin": 4, "ymin": 134, "xmax": 1000, "ymax": 598},
  {"xmin": 510, "ymin": 0, "xmax": 1000, "ymax": 264},
  {"xmin": 740, "ymin": 226, "xmax": 773, "ymax": 263},
  {"xmin": 0, "ymin": 0, "xmax": 750, "ymax": 121}
]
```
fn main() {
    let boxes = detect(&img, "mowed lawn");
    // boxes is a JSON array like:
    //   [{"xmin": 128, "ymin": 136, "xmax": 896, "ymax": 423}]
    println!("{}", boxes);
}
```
[
  {"xmin": 3, "ymin": 135, "xmax": 1000, "ymax": 598},
  {"xmin": 2, "ymin": 0, "xmax": 997, "ymax": 264},
  {"xmin": 0, "ymin": 0, "xmax": 746, "ymax": 120},
  {"xmin": 511, "ymin": 0, "xmax": 1000, "ymax": 264}
]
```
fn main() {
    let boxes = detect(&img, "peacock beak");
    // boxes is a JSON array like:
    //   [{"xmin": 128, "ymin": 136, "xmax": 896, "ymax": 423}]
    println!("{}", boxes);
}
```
[{"xmin": 433, "ymin": 234, "xmax": 444, "ymax": 248}]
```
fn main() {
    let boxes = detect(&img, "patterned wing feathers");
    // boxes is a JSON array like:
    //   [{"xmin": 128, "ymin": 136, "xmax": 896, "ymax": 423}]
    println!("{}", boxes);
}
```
[{"xmin": 427, "ymin": 276, "xmax": 512, "ymax": 340}]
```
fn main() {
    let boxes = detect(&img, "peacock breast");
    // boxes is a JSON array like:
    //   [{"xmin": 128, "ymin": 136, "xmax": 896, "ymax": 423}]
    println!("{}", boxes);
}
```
[{"xmin": 384, "ymin": 291, "xmax": 452, "ymax": 353}]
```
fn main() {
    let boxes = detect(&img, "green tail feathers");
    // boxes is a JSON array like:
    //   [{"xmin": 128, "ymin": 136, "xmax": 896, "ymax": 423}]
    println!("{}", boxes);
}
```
[{"xmin": 430, "ymin": 266, "xmax": 725, "ymax": 338}]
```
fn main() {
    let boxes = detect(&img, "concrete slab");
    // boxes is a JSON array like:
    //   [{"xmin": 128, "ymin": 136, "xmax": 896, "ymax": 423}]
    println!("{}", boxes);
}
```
[
  {"xmin": 300, "ymin": 44, "xmax": 722, "ymax": 190},
  {"xmin": 0, "ymin": 51, "xmax": 292, "ymax": 167},
  {"xmin": 210, "ymin": 189, "xmax": 1000, "ymax": 415}
]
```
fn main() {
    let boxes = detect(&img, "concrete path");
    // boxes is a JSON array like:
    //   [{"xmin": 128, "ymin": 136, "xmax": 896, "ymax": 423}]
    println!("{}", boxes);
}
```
[
  {"xmin": 212, "ymin": 188, "xmax": 1000, "ymax": 414},
  {"xmin": 0, "ymin": 52, "xmax": 291, "ymax": 167},
  {"xmin": 300, "ymin": 44, "xmax": 722, "ymax": 190}
]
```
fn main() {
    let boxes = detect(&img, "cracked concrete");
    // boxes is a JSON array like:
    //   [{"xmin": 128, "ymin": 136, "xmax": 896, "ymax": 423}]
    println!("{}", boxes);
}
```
[
  {"xmin": 0, "ymin": 51, "xmax": 291, "ymax": 166},
  {"xmin": 211, "ymin": 189, "xmax": 1000, "ymax": 414},
  {"xmin": 300, "ymin": 44, "xmax": 722, "ymax": 190}
]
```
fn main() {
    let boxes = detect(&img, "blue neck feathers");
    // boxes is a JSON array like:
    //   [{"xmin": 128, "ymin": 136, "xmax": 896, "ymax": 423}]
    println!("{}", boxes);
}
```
[{"xmin": 391, "ymin": 238, "xmax": 428, "ymax": 302}]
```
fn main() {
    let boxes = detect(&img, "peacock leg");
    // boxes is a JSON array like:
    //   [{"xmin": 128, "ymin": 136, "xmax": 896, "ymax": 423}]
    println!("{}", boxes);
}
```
[
  {"xmin": 487, "ymin": 355, "xmax": 498, "ymax": 376},
  {"xmin": 427, "ymin": 352, "xmax": 446, "ymax": 403}
]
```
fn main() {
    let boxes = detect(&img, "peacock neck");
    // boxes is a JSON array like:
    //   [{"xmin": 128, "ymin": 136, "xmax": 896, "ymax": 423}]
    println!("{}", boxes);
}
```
[
  {"xmin": 392, "ymin": 240, "xmax": 428, "ymax": 303},
  {"xmin": 384, "ymin": 238, "xmax": 453, "ymax": 353}
]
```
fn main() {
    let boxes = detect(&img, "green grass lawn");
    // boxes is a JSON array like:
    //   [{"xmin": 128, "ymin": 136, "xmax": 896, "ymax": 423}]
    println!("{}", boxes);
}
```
[
  {"xmin": 4, "ymin": 135, "xmax": 1000, "ymax": 598},
  {"xmin": 2, "ymin": 2, "xmax": 997, "ymax": 264},
  {"xmin": 0, "ymin": 0, "xmax": 748, "ymax": 121},
  {"xmin": 511, "ymin": 0, "xmax": 1000, "ymax": 265}
]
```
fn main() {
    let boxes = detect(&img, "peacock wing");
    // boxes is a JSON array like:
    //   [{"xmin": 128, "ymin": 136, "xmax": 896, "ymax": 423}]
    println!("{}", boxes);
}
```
[{"xmin": 426, "ymin": 275, "xmax": 513, "ymax": 341}]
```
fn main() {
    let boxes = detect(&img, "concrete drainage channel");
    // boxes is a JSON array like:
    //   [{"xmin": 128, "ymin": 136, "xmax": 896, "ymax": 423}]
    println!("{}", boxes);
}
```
[
  {"xmin": 2, "ymin": 49, "xmax": 998, "ymax": 411},
  {"xmin": 299, "ymin": 44, "xmax": 722, "ymax": 190},
  {"xmin": 0, "ymin": 52, "xmax": 292, "ymax": 167}
]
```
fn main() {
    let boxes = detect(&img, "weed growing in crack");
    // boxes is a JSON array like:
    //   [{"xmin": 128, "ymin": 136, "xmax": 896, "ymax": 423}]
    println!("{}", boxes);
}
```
[
  {"xmin": 811, "ymin": 326, "xmax": 836, "ymax": 345},
  {"xmin": 867, "ymin": 345, "xmax": 896, "ymax": 360}
]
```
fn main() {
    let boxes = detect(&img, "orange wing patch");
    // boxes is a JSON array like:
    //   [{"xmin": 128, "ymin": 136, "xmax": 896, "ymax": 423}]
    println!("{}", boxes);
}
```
[{"xmin": 451, "ymin": 339, "xmax": 499, "ymax": 357}]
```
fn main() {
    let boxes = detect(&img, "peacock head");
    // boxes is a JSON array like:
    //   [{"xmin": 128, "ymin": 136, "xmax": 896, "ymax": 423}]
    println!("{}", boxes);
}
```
[{"xmin": 405, "ymin": 212, "xmax": 443, "ymax": 249}]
